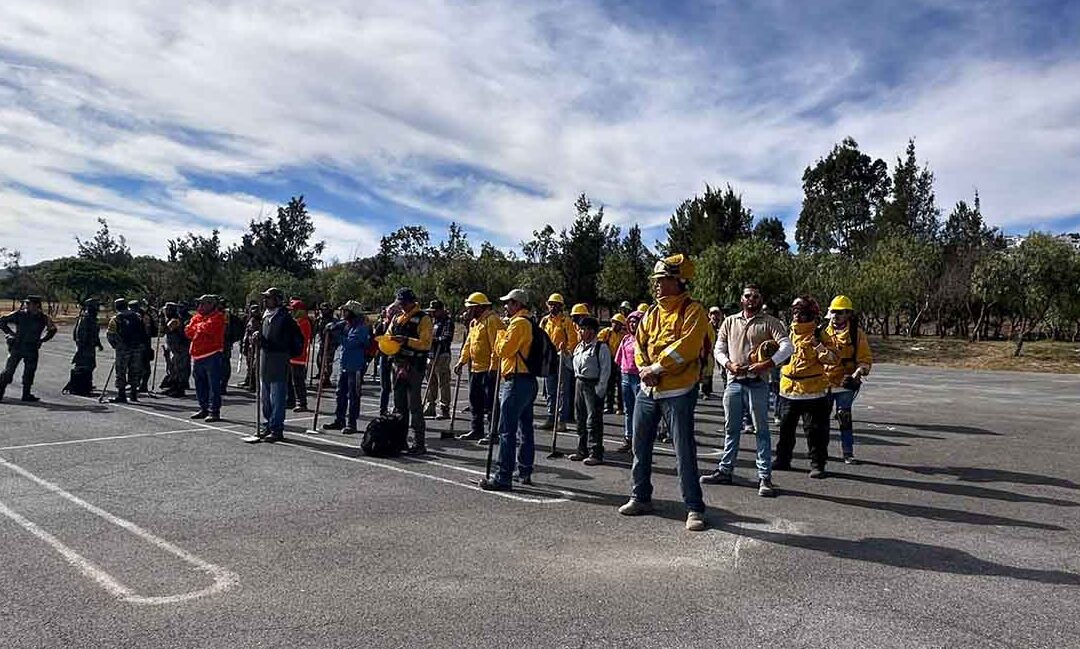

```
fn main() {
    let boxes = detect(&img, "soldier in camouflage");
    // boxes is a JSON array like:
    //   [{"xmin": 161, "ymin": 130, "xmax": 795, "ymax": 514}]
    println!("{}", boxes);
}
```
[{"xmin": 0, "ymin": 295, "xmax": 57, "ymax": 402}]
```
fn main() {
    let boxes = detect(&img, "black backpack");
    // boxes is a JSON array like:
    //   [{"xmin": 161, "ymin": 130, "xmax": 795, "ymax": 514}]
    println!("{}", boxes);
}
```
[
  {"xmin": 62, "ymin": 367, "xmax": 94, "ymax": 396},
  {"xmin": 517, "ymin": 316, "xmax": 553, "ymax": 378},
  {"xmin": 361, "ymin": 415, "xmax": 408, "ymax": 457},
  {"xmin": 116, "ymin": 311, "xmax": 144, "ymax": 346}
]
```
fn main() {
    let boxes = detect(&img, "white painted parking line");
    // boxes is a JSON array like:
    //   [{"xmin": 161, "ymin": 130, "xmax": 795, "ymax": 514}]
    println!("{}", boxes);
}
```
[
  {"xmin": 109, "ymin": 403, "xmax": 570, "ymax": 505},
  {"xmin": 0, "ymin": 455, "xmax": 239, "ymax": 606},
  {"xmin": 0, "ymin": 427, "xmax": 212, "ymax": 451}
]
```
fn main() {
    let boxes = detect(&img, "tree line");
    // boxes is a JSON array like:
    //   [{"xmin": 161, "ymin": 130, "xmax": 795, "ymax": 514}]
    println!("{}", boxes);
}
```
[{"xmin": 3, "ymin": 137, "xmax": 1079, "ymax": 356}]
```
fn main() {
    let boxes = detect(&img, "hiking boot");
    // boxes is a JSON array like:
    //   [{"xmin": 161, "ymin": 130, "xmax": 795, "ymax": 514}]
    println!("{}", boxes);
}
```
[
  {"xmin": 205, "ymin": 413, "xmax": 221, "ymax": 423},
  {"xmin": 322, "ymin": 420, "xmax": 345, "ymax": 431},
  {"xmin": 583, "ymin": 455, "xmax": 603, "ymax": 466},
  {"xmin": 129, "ymin": 389, "xmax": 139, "ymax": 402},
  {"xmin": 109, "ymin": 394, "xmax": 128, "ymax": 404},
  {"xmin": 616, "ymin": 440, "xmax": 632, "ymax": 453},
  {"xmin": 479, "ymin": 479, "xmax": 511, "ymax": 492},
  {"xmin": 700, "ymin": 470, "xmax": 733, "ymax": 485},
  {"xmin": 405, "ymin": 445, "xmax": 427, "ymax": 455},
  {"xmin": 618, "ymin": 500, "xmax": 654, "ymax": 516},
  {"xmin": 758, "ymin": 478, "xmax": 777, "ymax": 497},
  {"xmin": 457, "ymin": 431, "xmax": 484, "ymax": 441},
  {"xmin": 843, "ymin": 455, "xmax": 858, "ymax": 465},
  {"xmin": 686, "ymin": 511, "xmax": 707, "ymax": 532},
  {"xmin": 262, "ymin": 432, "xmax": 283, "ymax": 443},
  {"xmin": 809, "ymin": 467, "xmax": 827, "ymax": 479},
  {"xmin": 190, "ymin": 410, "xmax": 209, "ymax": 420},
  {"xmin": 342, "ymin": 426, "xmax": 358, "ymax": 435},
  {"xmin": 21, "ymin": 392, "xmax": 40, "ymax": 403},
  {"xmin": 568, "ymin": 452, "xmax": 586, "ymax": 462},
  {"xmin": 292, "ymin": 406, "xmax": 309, "ymax": 413},
  {"xmin": 515, "ymin": 475, "xmax": 533, "ymax": 486}
]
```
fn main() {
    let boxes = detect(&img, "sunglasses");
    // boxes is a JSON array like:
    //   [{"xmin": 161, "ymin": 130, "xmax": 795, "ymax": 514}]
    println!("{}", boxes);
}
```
[{"xmin": 743, "ymin": 293, "xmax": 761, "ymax": 299}]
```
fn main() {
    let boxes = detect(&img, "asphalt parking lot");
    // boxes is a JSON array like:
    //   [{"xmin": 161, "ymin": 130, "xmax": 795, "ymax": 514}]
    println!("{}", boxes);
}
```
[{"xmin": 2, "ymin": 331, "xmax": 1079, "ymax": 648}]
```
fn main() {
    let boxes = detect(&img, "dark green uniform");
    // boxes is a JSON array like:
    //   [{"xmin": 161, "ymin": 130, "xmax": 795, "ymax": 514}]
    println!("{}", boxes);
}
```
[{"xmin": 0, "ymin": 306, "xmax": 57, "ymax": 401}]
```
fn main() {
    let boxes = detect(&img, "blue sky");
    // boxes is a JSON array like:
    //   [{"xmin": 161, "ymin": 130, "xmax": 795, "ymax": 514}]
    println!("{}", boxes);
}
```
[{"xmin": 1, "ymin": 0, "xmax": 1079, "ymax": 263}]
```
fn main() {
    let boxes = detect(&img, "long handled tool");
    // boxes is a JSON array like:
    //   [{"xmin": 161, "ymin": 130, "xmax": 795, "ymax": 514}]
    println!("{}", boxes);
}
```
[
  {"xmin": 98, "ymin": 361, "xmax": 116, "ymax": 403},
  {"xmin": 306, "ymin": 325, "xmax": 317, "ymax": 387},
  {"xmin": 307, "ymin": 330, "xmax": 332, "ymax": 434},
  {"xmin": 146, "ymin": 334, "xmax": 161, "ymax": 399},
  {"xmin": 243, "ymin": 340, "xmax": 263, "ymax": 443},
  {"xmin": 546, "ymin": 358, "xmax": 566, "ymax": 459},
  {"xmin": 482, "ymin": 371, "xmax": 504, "ymax": 482},
  {"xmin": 448, "ymin": 323, "xmax": 469, "ymax": 435}
]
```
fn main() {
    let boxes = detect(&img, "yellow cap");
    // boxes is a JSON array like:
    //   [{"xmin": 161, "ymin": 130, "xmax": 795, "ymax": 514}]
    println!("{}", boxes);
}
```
[
  {"xmin": 465, "ymin": 292, "xmax": 491, "ymax": 307},
  {"xmin": 570, "ymin": 303, "xmax": 590, "ymax": 317},
  {"xmin": 829, "ymin": 295, "xmax": 855, "ymax": 312},
  {"xmin": 376, "ymin": 334, "xmax": 401, "ymax": 356},
  {"xmin": 650, "ymin": 253, "xmax": 695, "ymax": 281},
  {"xmin": 636, "ymin": 303, "xmax": 649, "ymax": 312},
  {"xmin": 547, "ymin": 293, "xmax": 565, "ymax": 305},
  {"xmin": 611, "ymin": 313, "xmax": 627, "ymax": 325}
]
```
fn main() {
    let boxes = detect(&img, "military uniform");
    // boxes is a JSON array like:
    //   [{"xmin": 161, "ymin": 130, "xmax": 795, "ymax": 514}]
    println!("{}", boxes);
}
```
[
  {"xmin": 162, "ymin": 306, "xmax": 191, "ymax": 396},
  {"xmin": 106, "ymin": 300, "xmax": 145, "ymax": 403},
  {"xmin": 0, "ymin": 298, "xmax": 57, "ymax": 402},
  {"xmin": 65, "ymin": 301, "xmax": 103, "ymax": 396}
]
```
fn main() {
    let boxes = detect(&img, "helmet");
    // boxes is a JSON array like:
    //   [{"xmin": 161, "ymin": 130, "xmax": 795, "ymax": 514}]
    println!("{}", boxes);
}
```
[
  {"xmin": 288, "ymin": 299, "xmax": 306, "ymax": 311},
  {"xmin": 636, "ymin": 303, "xmax": 649, "ymax": 312},
  {"xmin": 751, "ymin": 340, "xmax": 780, "ymax": 364},
  {"xmin": 611, "ymin": 313, "xmax": 627, "ymax": 325},
  {"xmin": 546, "ymin": 293, "xmax": 565, "ymax": 305},
  {"xmin": 650, "ymin": 253, "xmax": 695, "ymax": 281},
  {"xmin": 829, "ymin": 295, "xmax": 855, "ymax": 312},
  {"xmin": 465, "ymin": 292, "xmax": 491, "ymax": 307},
  {"xmin": 376, "ymin": 334, "xmax": 401, "ymax": 356},
  {"xmin": 619, "ymin": 300, "xmax": 632, "ymax": 310},
  {"xmin": 570, "ymin": 303, "xmax": 590, "ymax": 317}
]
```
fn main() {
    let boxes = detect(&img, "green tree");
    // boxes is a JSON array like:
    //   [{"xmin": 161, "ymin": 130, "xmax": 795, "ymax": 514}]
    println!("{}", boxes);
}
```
[
  {"xmin": 76, "ymin": 218, "xmax": 133, "ymax": 268},
  {"xmin": 878, "ymin": 138, "xmax": 940, "ymax": 243},
  {"xmin": 1003, "ymin": 234, "xmax": 1079, "ymax": 355},
  {"xmin": 558, "ymin": 193, "xmax": 620, "ymax": 306},
  {"xmin": 696, "ymin": 240, "xmax": 793, "ymax": 312},
  {"xmin": 597, "ymin": 224, "xmax": 653, "ymax": 307},
  {"xmin": 662, "ymin": 184, "xmax": 753, "ymax": 257},
  {"xmin": 796, "ymin": 137, "xmax": 890, "ymax": 257},
  {"xmin": 752, "ymin": 217, "xmax": 789, "ymax": 253},
  {"xmin": 43, "ymin": 257, "xmax": 136, "ymax": 306},
  {"xmin": 233, "ymin": 196, "xmax": 325, "ymax": 277},
  {"xmin": 168, "ymin": 230, "xmax": 229, "ymax": 297}
]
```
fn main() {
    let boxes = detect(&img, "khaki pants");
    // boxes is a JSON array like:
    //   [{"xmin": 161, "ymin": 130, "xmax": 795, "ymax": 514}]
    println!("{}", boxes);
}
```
[{"xmin": 422, "ymin": 354, "xmax": 452, "ymax": 414}]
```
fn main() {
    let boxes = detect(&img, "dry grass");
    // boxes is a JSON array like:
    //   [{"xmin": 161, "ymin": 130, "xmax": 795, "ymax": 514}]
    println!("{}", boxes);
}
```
[{"xmin": 870, "ymin": 335, "xmax": 1080, "ymax": 374}]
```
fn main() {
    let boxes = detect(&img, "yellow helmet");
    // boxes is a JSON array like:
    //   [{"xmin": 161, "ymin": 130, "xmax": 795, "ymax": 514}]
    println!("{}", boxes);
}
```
[
  {"xmin": 650, "ymin": 253, "xmax": 695, "ymax": 281},
  {"xmin": 376, "ymin": 334, "xmax": 401, "ymax": 356},
  {"xmin": 611, "ymin": 313, "xmax": 627, "ymax": 325},
  {"xmin": 829, "ymin": 295, "xmax": 855, "ymax": 312},
  {"xmin": 465, "ymin": 292, "xmax": 491, "ymax": 307},
  {"xmin": 636, "ymin": 302, "xmax": 649, "ymax": 312},
  {"xmin": 547, "ymin": 293, "xmax": 565, "ymax": 305},
  {"xmin": 570, "ymin": 303, "xmax": 590, "ymax": 317}
]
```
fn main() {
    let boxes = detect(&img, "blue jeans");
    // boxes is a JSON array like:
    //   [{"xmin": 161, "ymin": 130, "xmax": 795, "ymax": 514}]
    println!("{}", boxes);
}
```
[
  {"xmin": 830, "ymin": 389, "xmax": 857, "ymax": 456},
  {"xmin": 545, "ymin": 365, "xmax": 572, "ymax": 422},
  {"xmin": 620, "ymin": 374, "xmax": 640, "ymax": 441},
  {"xmin": 719, "ymin": 378, "xmax": 772, "ymax": 479},
  {"xmin": 630, "ymin": 385, "xmax": 705, "ymax": 512},
  {"xmin": 193, "ymin": 353, "xmax": 223, "ymax": 414},
  {"xmin": 261, "ymin": 378, "xmax": 288, "ymax": 434},
  {"xmin": 335, "ymin": 367, "xmax": 364, "ymax": 427},
  {"xmin": 494, "ymin": 376, "xmax": 538, "ymax": 485}
]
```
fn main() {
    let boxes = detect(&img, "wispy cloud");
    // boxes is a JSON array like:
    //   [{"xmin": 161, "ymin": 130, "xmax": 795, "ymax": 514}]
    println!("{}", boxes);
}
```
[{"xmin": 1, "ymin": 0, "xmax": 1078, "ymax": 263}]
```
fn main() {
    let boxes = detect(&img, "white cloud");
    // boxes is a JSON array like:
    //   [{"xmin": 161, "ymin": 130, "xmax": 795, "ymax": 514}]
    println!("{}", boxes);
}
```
[{"xmin": 0, "ymin": 0, "xmax": 1078, "ymax": 264}]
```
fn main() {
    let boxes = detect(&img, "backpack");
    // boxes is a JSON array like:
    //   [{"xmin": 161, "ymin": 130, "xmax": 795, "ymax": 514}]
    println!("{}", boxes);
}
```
[
  {"xmin": 116, "ymin": 311, "xmax": 143, "ymax": 347},
  {"xmin": 517, "ymin": 316, "xmax": 553, "ymax": 378},
  {"xmin": 62, "ymin": 367, "xmax": 94, "ymax": 396},
  {"xmin": 361, "ymin": 415, "xmax": 408, "ymax": 457}
]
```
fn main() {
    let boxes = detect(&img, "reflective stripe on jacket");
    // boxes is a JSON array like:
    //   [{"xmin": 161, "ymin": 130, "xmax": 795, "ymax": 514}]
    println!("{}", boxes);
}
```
[{"xmin": 780, "ymin": 321, "xmax": 837, "ymax": 398}]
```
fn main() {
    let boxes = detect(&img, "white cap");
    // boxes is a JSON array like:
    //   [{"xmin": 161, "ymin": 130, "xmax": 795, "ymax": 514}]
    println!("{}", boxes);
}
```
[{"xmin": 499, "ymin": 288, "xmax": 528, "ymax": 304}]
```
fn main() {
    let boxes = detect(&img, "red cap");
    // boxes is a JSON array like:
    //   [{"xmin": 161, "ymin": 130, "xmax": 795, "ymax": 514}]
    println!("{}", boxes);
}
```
[{"xmin": 289, "ymin": 299, "xmax": 306, "ymax": 310}]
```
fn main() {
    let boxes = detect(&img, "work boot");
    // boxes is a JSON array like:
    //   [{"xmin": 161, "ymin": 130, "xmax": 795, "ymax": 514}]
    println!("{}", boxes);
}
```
[
  {"xmin": 21, "ymin": 392, "xmax": 40, "ymax": 403},
  {"xmin": 109, "ymin": 393, "xmax": 128, "ymax": 404},
  {"xmin": 205, "ymin": 412, "xmax": 221, "ymax": 423},
  {"xmin": 617, "ymin": 500, "xmax": 653, "ymax": 516},
  {"xmin": 700, "ymin": 469, "xmax": 733, "ymax": 485},
  {"xmin": 129, "ymin": 388, "xmax": 139, "ymax": 402},
  {"xmin": 293, "ymin": 405, "xmax": 309, "ymax": 413},
  {"xmin": 322, "ymin": 420, "xmax": 345, "ymax": 431},
  {"xmin": 478, "ymin": 479, "xmax": 511, "ymax": 492},
  {"xmin": 568, "ymin": 452, "xmax": 586, "ymax": 462},
  {"xmin": 0, "ymin": 382, "xmax": 6, "ymax": 402},
  {"xmin": 342, "ymin": 425, "xmax": 358, "ymax": 435},
  {"xmin": 843, "ymin": 454, "xmax": 858, "ymax": 465},
  {"xmin": 809, "ymin": 467, "xmax": 827, "ymax": 479},
  {"xmin": 190, "ymin": 410, "xmax": 209, "ymax": 420},
  {"xmin": 436, "ymin": 407, "xmax": 449, "ymax": 421},
  {"xmin": 758, "ymin": 478, "xmax": 777, "ymax": 497},
  {"xmin": 583, "ymin": 455, "xmax": 603, "ymax": 466},
  {"xmin": 457, "ymin": 431, "xmax": 484, "ymax": 441},
  {"xmin": 685, "ymin": 511, "xmax": 707, "ymax": 532},
  {"xmin": 405, "ymin": 444, "xmax": 427, "ymax": 455}
]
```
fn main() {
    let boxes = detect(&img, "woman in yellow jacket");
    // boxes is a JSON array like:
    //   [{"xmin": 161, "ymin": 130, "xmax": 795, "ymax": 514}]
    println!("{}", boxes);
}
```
[
  {"xmin": 775, "ymin": 296, "xmax": 839, "ymax": 479},
  {"xmin": 823, "ymin": 295, "xmax": 873, "ymax": 464}
]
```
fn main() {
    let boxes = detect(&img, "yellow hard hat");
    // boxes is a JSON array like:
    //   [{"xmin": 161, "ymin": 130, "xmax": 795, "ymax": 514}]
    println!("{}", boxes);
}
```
[
  {"xmin": 547, "ymin": 293, "xmax": 565, "ymax": 305},
  {"xmin": 570, "ymin": 303, "xmax": 590, "ymax": 317},
  {"xmin": 376, "ymin": 334, "xmax": 401, "ymax": 356},
  {"xmin": 829, "ymin": 295, "xmax": 855, "ymax": 312},
  {"xmin": 465, "ymin": 292, "xmax": 491, "ymax": 307},
  {"xmin": 650, "ymin": 253, "xmax": 695, "ymax": 281},
  {"xmin": 611, "ymin": 313, "xmax": 627, "ymax": 325},
  {"xmin": 636, "ymin": 303, "xmax": 649, "ymax": 312}
]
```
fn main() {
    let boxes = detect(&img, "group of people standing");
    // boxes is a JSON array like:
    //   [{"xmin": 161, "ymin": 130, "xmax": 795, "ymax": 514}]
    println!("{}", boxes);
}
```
[{"xmin": 0, "ymin": 250, "xmax": 872, "ymax": 533}]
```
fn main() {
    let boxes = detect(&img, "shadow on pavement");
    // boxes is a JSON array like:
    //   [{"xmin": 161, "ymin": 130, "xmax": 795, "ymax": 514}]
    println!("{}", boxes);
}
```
[
  {"xmin": 859, "ymin": 460, "xmax": 1080, "ymax": 490},
  {"xmin": 8, "ymin": 400, "xmax": 109, "ymax": 414},
  {"xmin": 864, "ymin": 420, "xmax": 1001, "ymax": 436},
  {"xmin": 715, "ymin": 523, "xmax": 1080, "ymax": 586},
  {"xmin": 783, "ymin": 489, "xmax": 1067, "ymax": 531},
  {"xmin": 831, "ymin": 472, "xmax": 1080, "ymax": 507}
]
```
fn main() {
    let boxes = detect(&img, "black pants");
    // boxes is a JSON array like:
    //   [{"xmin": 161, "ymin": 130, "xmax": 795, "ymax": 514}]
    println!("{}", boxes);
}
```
[
  {"xmin": 468, "ymin": 370, "xmax": 496, "ymax": 436},
  {"xmin": 392, "ymin": 360, "xmax": 426, "ymax": 447},
  {"xmin": 139, "ymin": 344, "xmax": 154, "ymax": 390},
  {"xmin": 221, "ymin": 345, "xmax": 233, "ymax": 391},
  {"xmin": 575, "ymin": 378, "xmax": 604, "ymax": 458},
  {"xmin": 378, "ymin": 355, "xmax": 392, "ymax": 414},
  {"xmin": 1, "ymin": 346, "xmax": 39, "ymax": 395},
  {"xmin": 775, "ymin": 395, "xmax": 831, "ymax": 469},
  {"xmin": 604, "ymin": 361, "xmax": 621, "ymax": 412},
  {"xmin": 287, "ymin": 363, "xmax": 308, "ymax": 409}
]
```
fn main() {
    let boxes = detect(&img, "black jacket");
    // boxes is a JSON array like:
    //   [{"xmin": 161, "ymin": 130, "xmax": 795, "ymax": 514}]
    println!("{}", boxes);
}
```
[{"xmin": 260, "ymin": 309, "xmax": 302, "ymax": 382}]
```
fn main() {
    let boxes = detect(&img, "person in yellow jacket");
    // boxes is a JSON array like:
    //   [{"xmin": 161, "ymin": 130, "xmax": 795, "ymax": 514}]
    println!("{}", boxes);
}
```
[
  {"xmin": 454, "ymin": 292, "xmax": 507, "ymax": 441},
  {"xmin": 598, "ymin": 314, "xmax": 626, "ymax": 414},
  {"xmin": 540, "ymin": 293, "xmax": 578, "ymax": 431},
  {"xmin": 480, "ymin": 288, "xmax": 537, "ymax": 492},
  {"xmin": 388, "ymin": 287, "xmax": 433, "ymax": 454},
  {"xmin": 823, "ymin": 295, "xmax": 873, "ymax": 464},
  {"xmin": 618, "ymin": 254, "xmax": 708, "ymax": 532},
  {"xmin": 774, "ymin": 296, "xmax": 839, "ymax": 478}
]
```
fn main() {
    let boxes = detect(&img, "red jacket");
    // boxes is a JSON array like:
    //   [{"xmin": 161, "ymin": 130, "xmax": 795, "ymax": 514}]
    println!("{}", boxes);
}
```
[
  {"xmin": 290, "ymin": 314, "xmax": 313, "ymax": 365},
  {"xmin": 185, "ymin": 311, "xmax": 226, "ymax": 361}
]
